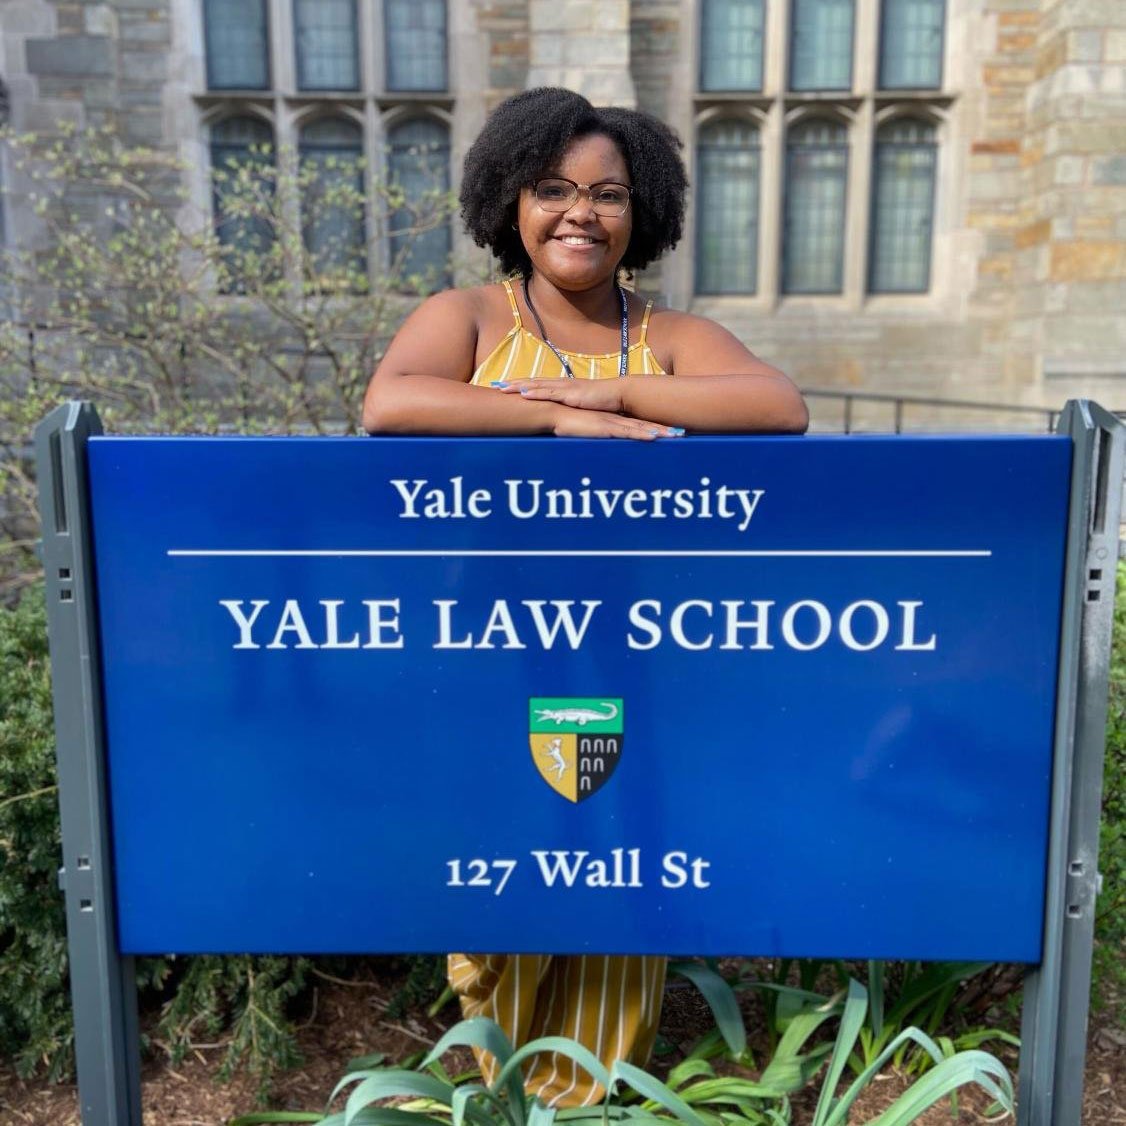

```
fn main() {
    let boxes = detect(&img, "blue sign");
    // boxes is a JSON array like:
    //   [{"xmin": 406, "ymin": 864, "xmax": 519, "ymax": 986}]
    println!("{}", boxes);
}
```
[{"xmin": 87, "ymin": 435, "xmax": 1070, "ymax": 960}]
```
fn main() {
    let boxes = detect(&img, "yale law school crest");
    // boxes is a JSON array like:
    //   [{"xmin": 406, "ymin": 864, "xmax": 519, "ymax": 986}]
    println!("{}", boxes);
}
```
[{"xmin": 529, "ymin": 697, "xmax": 624, "ymax": 803}]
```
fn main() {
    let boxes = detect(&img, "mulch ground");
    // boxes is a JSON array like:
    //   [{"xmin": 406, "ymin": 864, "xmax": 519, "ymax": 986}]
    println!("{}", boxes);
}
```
[{"xmin": 2, "ymin": 965, "xmax": 1123, "ymax": 1125}]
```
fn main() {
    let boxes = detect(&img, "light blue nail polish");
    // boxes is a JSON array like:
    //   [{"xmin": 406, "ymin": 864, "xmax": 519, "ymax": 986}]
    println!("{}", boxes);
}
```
[
  {"xmin": 670, "ymin": 427, "xmax": 686, "ymax": 436},
  {"xmin": 490, "ymin": 380, "xmax": 509, "ymax": 388},
  {"xmin": 649, "ymin": 429, "xmax": 660, "ymax": 437}
]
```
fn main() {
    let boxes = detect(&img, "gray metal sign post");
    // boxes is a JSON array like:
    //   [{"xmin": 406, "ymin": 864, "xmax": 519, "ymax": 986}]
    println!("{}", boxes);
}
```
[
  {"xmin": 1018, "ymin": 400, "xmax": 1124, "ymax": 1126},
  {"xmin": 35, "ymin": 402, "xmax": 142, "ymax": 1125},
  {"xmin": 33, "ymin": 399, "xmax": 1122, "ymax": 1126}
]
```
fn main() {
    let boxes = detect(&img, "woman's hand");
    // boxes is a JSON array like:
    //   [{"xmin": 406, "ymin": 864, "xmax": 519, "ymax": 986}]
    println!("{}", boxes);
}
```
[
  {"xmin": 493, "ymin": 377, "xmax": 627, "ymax": 415},
  {"xmin": 550, "ymin": 406, "xmax": 683, "ymax": 440}
]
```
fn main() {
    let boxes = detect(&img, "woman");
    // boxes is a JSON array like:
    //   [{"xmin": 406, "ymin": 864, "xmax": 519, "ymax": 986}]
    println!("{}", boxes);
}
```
[
  {"xmin": 363, "ymin": 88, "xmax": 807, "ymax": 438},
  {"xmin": 363, "ymin": 88, "xmax": 806, "ymax": 1108}
]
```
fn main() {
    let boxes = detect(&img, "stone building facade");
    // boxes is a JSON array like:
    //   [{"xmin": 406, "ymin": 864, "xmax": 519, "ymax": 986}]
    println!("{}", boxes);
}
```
[{"xmin": 0, "ymin": 0, "xmax": 1123, "ymax": 422}]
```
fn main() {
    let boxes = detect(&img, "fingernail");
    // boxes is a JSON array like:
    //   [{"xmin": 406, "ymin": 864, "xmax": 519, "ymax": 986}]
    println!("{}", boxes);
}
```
[
  {"xmin": 669, "ymin": 427, "xmax": 686, "ymax": 437},
  {"xmin": 649, "ymin": 429, "xmax": 660, "ymax": 437},
  {"xmin": 490, "ymin": 380, "xmax": 509, "ymax": 388}
]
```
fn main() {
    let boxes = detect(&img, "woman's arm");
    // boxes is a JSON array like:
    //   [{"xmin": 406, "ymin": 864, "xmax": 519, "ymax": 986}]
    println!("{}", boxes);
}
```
[
  {"xmin": 362, "ymin": 289, "xmax": 682, "ymax": 438},
  {"xmin": 499, "ymin": 311, "xmax": 809, "ymax": 434}
]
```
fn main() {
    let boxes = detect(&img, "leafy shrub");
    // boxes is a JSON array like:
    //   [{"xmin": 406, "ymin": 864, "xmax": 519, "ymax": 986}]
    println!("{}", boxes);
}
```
[
  {"xmin": 0, "ymin": 584, "xmax": 70, "ymax": 1078},
  {"xmin": 0, "ymin": 586, "xmax": 314, "ymax": 1087},
  {"xmin": 232, "ymin": 975, "xmax": 1014, "ymax": 1126},
  {"xmin": 1093, "ymin": 562, "xmax": 1126, "ymax": 1020}
]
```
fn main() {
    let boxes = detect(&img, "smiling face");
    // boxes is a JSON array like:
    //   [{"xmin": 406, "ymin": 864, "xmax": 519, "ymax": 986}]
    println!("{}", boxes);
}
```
[{"xmin": 516, "ymin": 133, "xmax": 633, "ymax": 293}]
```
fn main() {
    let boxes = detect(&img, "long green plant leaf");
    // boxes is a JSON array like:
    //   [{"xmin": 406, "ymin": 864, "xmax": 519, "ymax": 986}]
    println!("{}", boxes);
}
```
[
  {"xmin": 810, "ymin": 979, "xmax": 868, "ymax": 1126},
  {"xmin": 865, "ymin": 1050, "xmax": 1014, "ymax": 1125},
  {"xmin": 497, "ymin": 1035, "xmax": 611, "ymax": 1102},
  {"xmin": 821, "ymin": 1026, "xmax": 947, "ymax": 1126},
  {"xmin": 338, "ymin": 1072, "xmax": 459, "ymax": 1126},
  {"xmin": 609, "ymin": 1060, "xmax": 704, "ymax": 1126},
  {"xmin": 757, "ymin": 989, "xmax": 842, "ymax": 1094},
  {"xmin": 867, "ymin": 962, "xmax": 884, "ymax": 1039},
  {"xmin": 668, "ymin": 962, "xmax": 747, "ymax": 1058},
  {"xmin": 423, "ymin": 1017, "xmax": 525, "ymax": 1122},
  {"xmin": 317, "ymin": 1112, "xmax": 452, "ymax": 1126}
]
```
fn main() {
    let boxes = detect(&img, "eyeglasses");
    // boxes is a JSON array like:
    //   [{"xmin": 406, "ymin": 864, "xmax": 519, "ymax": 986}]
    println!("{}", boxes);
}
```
[{"xmin": 531, "ymin": 178, "xmax": 633, "ymax": 216}]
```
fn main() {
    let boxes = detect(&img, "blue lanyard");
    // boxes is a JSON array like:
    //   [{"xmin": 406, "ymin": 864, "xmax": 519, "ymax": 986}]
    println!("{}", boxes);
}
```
[{"xmin": 522, "ymin": 275, "xmax": 630, "ymax": 379}]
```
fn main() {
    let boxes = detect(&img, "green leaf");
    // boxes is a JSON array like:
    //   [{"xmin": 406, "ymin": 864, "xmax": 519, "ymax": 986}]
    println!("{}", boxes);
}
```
[
  {"xmin": 865, "ymin": 1051, "xmax": 1014, "ymax": 1125},
  {"xmin": 610, "ymin": 1060, "xmax": 704, "ymax": 1126},
  {"xmin": 498, "ymin": 1035, "xmax": 611, "ymax": 1099},
  {"xmin": 337, "ymin": 1071, "xmax": 456, "ymax": 1125},
  {"xmin": 811, "ymin": 979, "xmax": 868, "ymax": 1126},
  {"xmin": 424, "ymin": 1018, "xmax": 523, "ymax": 1120},
  {"xmin": 668, "ymin": 963, "xmax": 746, "ymax": 1058}
]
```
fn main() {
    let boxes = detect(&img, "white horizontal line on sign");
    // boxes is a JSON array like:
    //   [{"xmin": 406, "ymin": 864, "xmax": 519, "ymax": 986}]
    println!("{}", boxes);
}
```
[{"xmin": 167, "ymin": 549, "xmax": 993, "ymax": 558}]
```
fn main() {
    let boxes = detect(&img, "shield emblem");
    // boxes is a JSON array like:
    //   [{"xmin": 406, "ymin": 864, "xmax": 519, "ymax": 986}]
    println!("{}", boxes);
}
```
[{"xmin": 529, "ymin": 697, "xmax": 624, "ymax": 803}]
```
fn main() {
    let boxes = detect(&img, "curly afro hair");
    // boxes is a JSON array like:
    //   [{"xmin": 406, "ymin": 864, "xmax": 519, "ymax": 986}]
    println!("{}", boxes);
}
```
[{"xmin": 460, "ymin": 87, "xmax": 687, "ymax": 276}]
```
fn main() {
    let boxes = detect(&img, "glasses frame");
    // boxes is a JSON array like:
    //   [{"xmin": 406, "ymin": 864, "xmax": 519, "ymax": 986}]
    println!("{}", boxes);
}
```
[{"xmin": 531, "ymin": 177, "xmax": 634, "ymax": 216}]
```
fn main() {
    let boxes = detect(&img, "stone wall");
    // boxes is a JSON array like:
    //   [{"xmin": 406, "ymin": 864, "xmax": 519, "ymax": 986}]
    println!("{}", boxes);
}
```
[{"xmin": 1, "ymin": 0, "xmax": 1123, "ymax": 417}]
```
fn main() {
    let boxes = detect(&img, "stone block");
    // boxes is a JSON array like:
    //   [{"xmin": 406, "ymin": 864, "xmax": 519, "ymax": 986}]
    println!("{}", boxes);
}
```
[
  {"xmin": 593, "ymin": 4, "xmax": 629, "ymax": 32},
  {"xmin": 999, "ymin": 30, "xmax": 1036, "ymax": 52},
  {"xmin": 26, "ymin": 35, "xmax": 115, "ymax": 78},
  {"xmin": 1107, "ymin": 31, "xmax": 1126, "ymax": 62},
  {"xmin": 1075, "ymin": 215, "xmax": 1116, "ymax": 237},
  {"xmin": 997, "ymin": 10, "xmax": 1039, "ymax": 26},
  {"xmin": 1015, "ymin": 218, "xmax": 1051, "ymax": 248},
  {"xmin": 1050, "ymin": 241, "xmax": 1126, "ymax": 281},
  {"xmin": 1092, "ymin": 155, "xmax": 1126, "ymax": 185},
  {"xmin": 81, "ymin": 79, "xmax": 118, "ymax": 108},
  {"xmin": 579, "ymin": 69, "xmax": 636, "ymax": 107},
  {"xmin": 983, "ymin": 63, "xmax": 1036, "ymax": 86},
  {"xmin": 978, "ymin": 255, "xmax": 1014, "ymax": 279},
  {"xmin": 1065, "ymin": 30, "xmax": 1103, "ymax": 62},
  {"xmin": 84, "ymin": 5, "xmax": 118, "ymax": 37},
  {"xmin": 967, "ymin": 169, "xmax": 1023, "ymax": 201},
  {"xmin": 972, "ymin": 139, "xmax": 1020, "ymax": 155},
  {"xmin": 120, "ymin": 19, "xmax": 172, "ymax": 44},
  {"xmin": 2, "ymin": 2, "xmax": 56, "ymax": 35},
  {"xmin": 564, "ymin": 33, "xmax": 629, "ymax": 67},
  {"xmin": 122, "ymin": 111, "xmax": 164, "ymax": 146},
  {"xmin": 530, "ymin": 35, "xmax": 564, "ymax": 66},
  {"xmin": 563, "ymin": 1, "xmax": 596, "ymax": 32},
  {"xmin": 119, "ymin": 51, "xmax": 167, "ymax": 82},
  {"xmin": 1049, "ymin": 121, "xmax": 1126, "ymax": 153},
  {"xmin": 19, "ymin": 100, "xmax": 86, "ymax": 132},
  {"xmin": 529, "ymin": 0, "xmax": 567, "ymax": 32},
  {"xmin": 1036, "ymin": 35, "xmax": 1067, "ymax": 77}
]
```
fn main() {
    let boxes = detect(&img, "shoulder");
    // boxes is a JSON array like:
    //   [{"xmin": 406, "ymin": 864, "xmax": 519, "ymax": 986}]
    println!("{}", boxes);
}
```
[
  {"xmin": 415, "ymin": 282, "xmax": 515, "ymax": 322},
  {"xmin": 644, "ymin": 305, "xmax": 763, "ymax": 376},
  {"xmin": 396, "ymin": 283, "xmax": 512, "ymax": 334}
]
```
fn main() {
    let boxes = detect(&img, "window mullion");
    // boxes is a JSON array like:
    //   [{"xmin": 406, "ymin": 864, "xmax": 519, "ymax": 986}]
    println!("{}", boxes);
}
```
[
  {"xmin": 762, "ymin": 0, "xmax": 787, "ymax": 96},
  {"xmin": 844, "ymin": 103, "xmax": 872, "ymax": 306},
  {"xmin": 759, "ymin": 102, "xmax": 783, "ymax": 305},
  {"xmin": 272, "ymin": 0, "xmax": 295, "ymax": 94},
  {"xmin": 852, "ymin": 0, "xmax": 879, "ymax": 94}
]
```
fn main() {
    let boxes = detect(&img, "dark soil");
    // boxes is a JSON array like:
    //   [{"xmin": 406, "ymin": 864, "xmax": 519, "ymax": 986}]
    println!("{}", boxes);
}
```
[{"xmin": 1, "ymin": 964, "xmax": 1123, "ymax": 1125}]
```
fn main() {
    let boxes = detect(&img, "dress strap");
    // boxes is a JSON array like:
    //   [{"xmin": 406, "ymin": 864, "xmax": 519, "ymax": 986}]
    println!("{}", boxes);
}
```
[
  {"xmin": 639, "ymin": 299, "xmax": 655, "ymax": 343},
  {"xmin": 501, "ymin": 278, "xmax": 523, "ymax": 327}
]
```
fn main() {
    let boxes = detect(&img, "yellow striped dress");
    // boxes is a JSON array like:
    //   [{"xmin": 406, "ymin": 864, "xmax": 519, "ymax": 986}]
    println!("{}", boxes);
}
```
[
  {"xmin": 454, "ymin": 279, "xmax": 666, "ymax": 1109},
  {"xmin": 470, "ymin": 278, "xmax": 666, "ymax": 385}
]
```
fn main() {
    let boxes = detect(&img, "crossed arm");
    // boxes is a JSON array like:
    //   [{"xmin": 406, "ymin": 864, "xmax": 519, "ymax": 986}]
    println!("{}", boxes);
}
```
[{"xmin": 362, "ymin": 289, "xmax": 809, "ymax": 438}]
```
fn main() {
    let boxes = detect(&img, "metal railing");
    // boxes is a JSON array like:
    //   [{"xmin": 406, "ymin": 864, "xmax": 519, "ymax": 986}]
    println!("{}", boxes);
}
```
[{"xmin": 803, "ymin": 388, "xmax": 1070, "ymax": 434}]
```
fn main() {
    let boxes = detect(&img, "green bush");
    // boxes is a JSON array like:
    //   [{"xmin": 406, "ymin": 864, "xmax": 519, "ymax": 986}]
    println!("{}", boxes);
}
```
[
  {"xmin": 0, "ymin": 586, "xmax": 314, "ymax": 1087},
  {"xmin": 1093, "ymin": 563, "xmax": 1126, "ymax": 1021},
  {"xmin": 0, "ymin": 584, "xmax": 71, "ymax": 1078}
]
